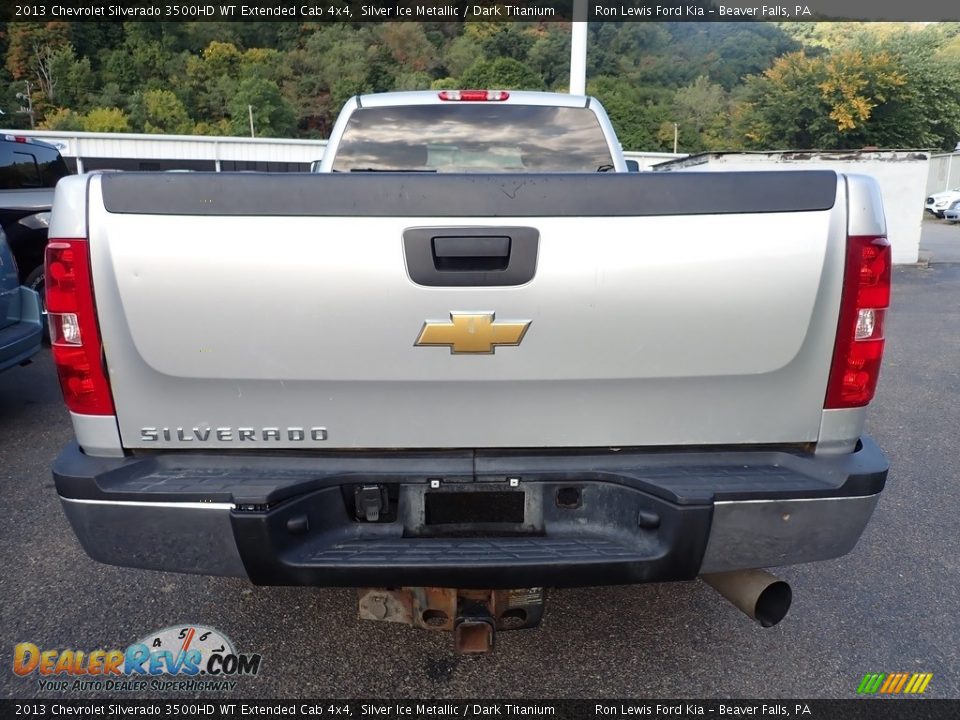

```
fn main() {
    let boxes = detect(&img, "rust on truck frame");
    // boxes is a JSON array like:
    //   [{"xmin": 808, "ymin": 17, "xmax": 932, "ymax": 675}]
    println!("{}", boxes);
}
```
[{"xmin": 358, "ymin": 587, "xmax": 546, "ymax": 653}]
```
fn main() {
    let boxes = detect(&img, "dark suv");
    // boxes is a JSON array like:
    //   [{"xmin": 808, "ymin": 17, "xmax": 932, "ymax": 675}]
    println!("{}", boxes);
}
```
[{"xmin": 0, "ymin": 135, "xmax": 72, "ymax": 331}]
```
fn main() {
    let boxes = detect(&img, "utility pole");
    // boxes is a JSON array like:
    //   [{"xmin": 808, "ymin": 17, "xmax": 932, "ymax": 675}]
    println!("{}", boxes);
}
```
[
  {"xmin": 673, "ymin": 123, "xmax": 679, "ymax": 154},
  {"xmin": 569, "ymin": 0, "xmax": 587, "ymax": 95},
  {"xmin": 248, "ymin": 105, "xmax": 255, "ymax": 138}
]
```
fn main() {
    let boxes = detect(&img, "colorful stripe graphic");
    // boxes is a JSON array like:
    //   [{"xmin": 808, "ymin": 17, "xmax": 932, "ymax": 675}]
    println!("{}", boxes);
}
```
[{"xmin": 857, "ymin": 672, "xmax": 932, "ymax": 694}]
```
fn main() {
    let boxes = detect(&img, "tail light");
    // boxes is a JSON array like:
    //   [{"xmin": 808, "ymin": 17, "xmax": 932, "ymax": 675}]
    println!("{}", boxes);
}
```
[
  {"xmin": 824, "ymin": 235, "xmax": 891, "ymax": 408},
  {"xmin": 45, "ymin": 238, "xmax": 115, "ymax": 415},
  {"xmin": 438, "ymin": 90, "xmax": 510, "ymax": 101}
]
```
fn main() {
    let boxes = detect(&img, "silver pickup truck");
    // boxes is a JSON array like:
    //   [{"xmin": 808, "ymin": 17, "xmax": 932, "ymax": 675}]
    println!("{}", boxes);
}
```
[{"xmin": 49, "ymin": 91, "xmax": 890, "ymax": 652}]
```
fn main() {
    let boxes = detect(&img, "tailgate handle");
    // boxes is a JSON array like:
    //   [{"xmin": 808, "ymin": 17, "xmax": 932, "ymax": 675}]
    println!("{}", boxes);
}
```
[
  {"xmin": 432, "ymin": 236, "xmax": 511, "ymax": 271},
  {"xmin": 404, "ymin": 226, "xmax": 539, "ymax": 287}
]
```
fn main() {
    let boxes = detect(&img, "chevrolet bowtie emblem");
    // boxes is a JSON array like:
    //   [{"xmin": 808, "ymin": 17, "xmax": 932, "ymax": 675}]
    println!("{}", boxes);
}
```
[{"xmin": 415, "ymin": 313, "xmax": 531, "ymax": 354}]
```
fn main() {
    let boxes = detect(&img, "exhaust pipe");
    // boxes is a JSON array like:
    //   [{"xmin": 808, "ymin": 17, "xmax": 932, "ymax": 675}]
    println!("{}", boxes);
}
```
[{"xmin": 701, "ymin": 569, "xmax": 792, "ymax": 627}]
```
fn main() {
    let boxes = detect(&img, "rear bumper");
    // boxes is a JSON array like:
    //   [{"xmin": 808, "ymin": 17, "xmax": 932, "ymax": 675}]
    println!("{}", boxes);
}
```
[
  {"xmin": 54, "ymin": 439, "xmax": 888, "ymax": 587},
  {"xmin": 0, "ymin": 287, "xmax": 42, "ymax": 372}
]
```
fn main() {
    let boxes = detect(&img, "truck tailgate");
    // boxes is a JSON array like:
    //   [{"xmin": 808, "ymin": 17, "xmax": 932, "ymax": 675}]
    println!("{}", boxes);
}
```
[{"xmin": 85, "ymin": 172, "xmax": 846, "ymax": 450}]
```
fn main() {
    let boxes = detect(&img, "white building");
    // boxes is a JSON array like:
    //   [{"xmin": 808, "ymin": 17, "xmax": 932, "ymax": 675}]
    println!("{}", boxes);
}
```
[
  {"xmin": 623, "ymin": 150, "xmax": 687, "ymax": 170},
  {"xmin": 653, "ymin": 150, "xmax": 930, "ymax": 265},
  {"xmin": 0, "ymin": 128, "xmax": 328, "ymax": 173},
  {"xmin": 925, "ymin": 152, "xmax": 960, "ymax": 197}
]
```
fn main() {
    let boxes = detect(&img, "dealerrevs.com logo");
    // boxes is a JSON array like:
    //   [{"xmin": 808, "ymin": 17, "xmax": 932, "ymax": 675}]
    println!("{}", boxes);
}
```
[{"xmin": 13, "ymin": 625, "xmax": 262, "ymax": 692}]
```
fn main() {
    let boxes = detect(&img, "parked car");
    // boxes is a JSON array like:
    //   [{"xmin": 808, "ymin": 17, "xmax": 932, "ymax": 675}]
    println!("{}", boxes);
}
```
[
  {"xmin": 0, "ymin": 227, "xmax": 42, "ymax": 373},
  {"xmin": 0, "ymin": 135, "xmax": 72, "ymax": 337},
  {"xmin": 925, "ymin": 188, "xmax": 960, "ymax": 218},
  {"xmin": 944, "ymin": 200, "xmax": 960, "ymax": 223}
]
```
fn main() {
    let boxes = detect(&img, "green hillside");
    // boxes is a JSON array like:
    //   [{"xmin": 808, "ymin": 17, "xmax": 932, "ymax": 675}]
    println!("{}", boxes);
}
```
[{"xmin": 1, "ymin": 20, "xmax": 959, "ymax": 151}]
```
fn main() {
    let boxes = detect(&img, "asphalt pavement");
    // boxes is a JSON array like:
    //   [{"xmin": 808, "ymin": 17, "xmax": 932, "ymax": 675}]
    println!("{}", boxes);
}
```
[
  {"xmin": 2, "ymin": 230, "xmax": 958, "ymax": 700},
  {"xmin": 921, "ymin": 216, "xmax": 960, "ymax": 263}
]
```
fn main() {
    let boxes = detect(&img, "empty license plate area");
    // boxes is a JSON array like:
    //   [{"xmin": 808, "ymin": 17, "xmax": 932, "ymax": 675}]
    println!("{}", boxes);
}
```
[
  {"xmin": 426, "ymin": 491, "xmax": 525, "ymax": 525},
  {"xmin": 403, "ymin": 485, "xmax": 538, "ymax": 537}
]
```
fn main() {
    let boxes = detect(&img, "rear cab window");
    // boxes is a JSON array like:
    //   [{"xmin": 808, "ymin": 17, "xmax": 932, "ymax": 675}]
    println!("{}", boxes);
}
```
[
  {"xmin": 331, "ymin": 104, "xmax": 615, "ymax": 173},
  {"xmin": 0, "ymin": 140, "xmax": 70, "ymax": 189}
]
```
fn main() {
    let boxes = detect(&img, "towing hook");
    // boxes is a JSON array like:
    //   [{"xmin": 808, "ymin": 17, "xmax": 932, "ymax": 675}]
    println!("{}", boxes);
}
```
[{"xmin": 701, "ymin": 569, "xmax": 792, "ymax": 627}]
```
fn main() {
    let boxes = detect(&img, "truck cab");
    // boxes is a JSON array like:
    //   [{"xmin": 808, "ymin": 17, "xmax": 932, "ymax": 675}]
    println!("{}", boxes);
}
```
[{"xmin": 317, "ymin": 90, "xmax": 627, "ymax": 173}]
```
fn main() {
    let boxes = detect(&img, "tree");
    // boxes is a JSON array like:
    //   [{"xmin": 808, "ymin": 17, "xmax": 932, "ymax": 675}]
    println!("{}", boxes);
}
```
[
  {"xmin": 364, "ymin": 43, "xmax": 401, "ymax": 95},
  {"xmin": 704, "ymin": 23, "xmax": 800, "ymax": 89},
  {"xmin": 184, "ymin": 45, "xmax": 238, "ymax": 126},
  {"xmin": 937, "ymin": 33, "xmax": 960, "ymax": 64},
  {"xmin": 862, "ymin": 30, "xmax": 960, "ymax": 150},
  {"xmin": 82, "ymin": 107, "xmax": 130, "ymax": 132},
  {"xmin": 95, "ymin": 27, "xmax": 176, "ymax": 103},
  {"xmin": 588, "ymin": 24, "xmax": 670, "ymax": 80},
  {"xmin": 87, "ymin": 81, "xmax": 126, "ymax": 112},
  {"xmin": 587, "ymin": 76, "xmax": 673, "ymax": 151},
  {"xmin": 292, "ymin": 25, "xmax": 371, "ymax": 126},
  {"xmin": 735, "ymin": 49, "xmax": 905, "ymax": 149},
  {"xmin": 443, "ymin": 35, "xmax": 483, "ymax": 78},
  {"xmin": 3, "ymin": 24, "xmax": 84, "ymax": 123},
  {"xmin": 133, "ymin": 89, "xmax": 194, "ymax": 134},
  {"xmin": 68, "ymin": 23, "xmax": 125, "ymax": 66},
  {"xmin": 32, "ymin": 44, "xmax": 62, "ymax": 104},
  {"xmin": 44, "ymin": 45, "xmax": 94, "ymax": 111},
  {"xmin": 736, "ymin": 52, "xmax": 837, "ymax": 149},
  {"xmin": 394, "ymin": 71, "xmax": 432, "ymax": 90},
  {"xmin": 460, "ymin": 58, "xmax": 545, "ymax": 90},
  {"xmin": 528, "ymin": 30, "xmax": 570, "ymax": 90},
  {"xmin": 38, "ymin": 107, "xmax": 84, "ymax": 131},
  {"xmin": 229, "ymin": 76, "xmax": 296, "ymax": 137},
  {"xmin": 672, "ymin": 76, "xmax": 732, "ymax": 151},
  {"xmin": 240, "ymin": 47, "xmax": 287, "ymax": 83},
  {"xmin": 735, "ymin": 33, "xmax": 960, "ymax": 151},
  {"xmin": 479, "ymin": 25, "xmax": 535, "ymax": 62},
  {"xmin": 202, "ymin": 40, "xmax": 242, "ymax": 77},
  {"xmin": 376, "ymin": 23, "xmax": 434, "ymax": 72},
  {"xmin": 5, "ymin": 18, "xmax": 950, "ymax": 147},
  {"xmin": 192, "ymin": 119, "xmax": 232, "ymax": 136},
  {"xmin": 4, "ymin": 23, "xmax": 71, "ymax": 82},
  {"xmin": 817, "ymin": 50, "xmax": 905, "ymax": 133},
  {"xmin": 431, "ymin": 77, "xmax": 460, "ymax": 90}
]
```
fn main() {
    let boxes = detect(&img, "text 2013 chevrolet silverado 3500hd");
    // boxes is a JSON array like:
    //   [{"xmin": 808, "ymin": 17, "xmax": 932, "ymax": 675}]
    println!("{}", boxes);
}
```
[{"xmin": 49, "ymin": 91, "xmax": 889, "ymax": 652}]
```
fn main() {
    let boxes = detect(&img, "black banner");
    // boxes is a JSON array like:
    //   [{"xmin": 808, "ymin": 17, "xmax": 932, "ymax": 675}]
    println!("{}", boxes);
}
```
[
  {"xmin": 2, "ymin": 700, "xmax": 959, "ymax": 720},
  {"xmin": 2, "ymin": 0, "xmax": 960, "ymax": 24}
]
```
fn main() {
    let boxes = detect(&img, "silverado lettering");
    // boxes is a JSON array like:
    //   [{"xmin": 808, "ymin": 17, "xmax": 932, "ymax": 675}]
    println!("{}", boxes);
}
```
[{"xmin": 140, "ymin": 427, "xmax": 328, "ymax": 442}]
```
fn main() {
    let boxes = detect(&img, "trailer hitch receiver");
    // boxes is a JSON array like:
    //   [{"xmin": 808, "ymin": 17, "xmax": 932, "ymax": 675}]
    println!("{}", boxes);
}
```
[{"xmin": 358, "ymin": 587, "xmax": 545, "ymax": 653}]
